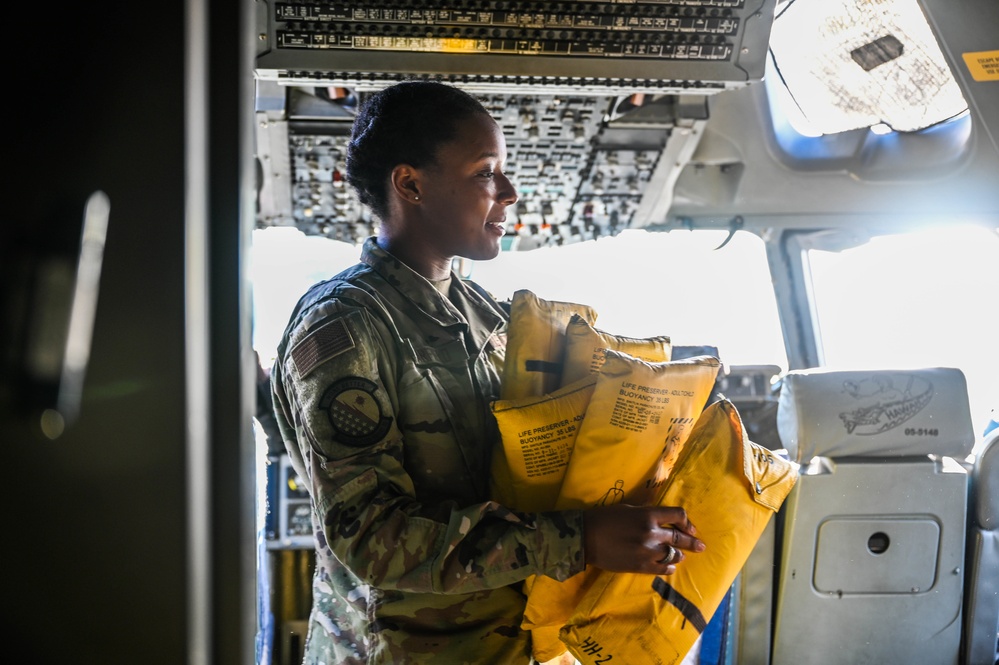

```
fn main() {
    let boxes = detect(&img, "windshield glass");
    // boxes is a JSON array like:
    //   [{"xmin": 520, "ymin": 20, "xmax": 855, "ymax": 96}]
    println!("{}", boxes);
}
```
[
  {"xmin": 806, "ymin": 224, "xmax": 999, "ymax": 445},
  {"xmin": 463, "ymin": 228, "xmax": 787, "ymax": 370},
  {"xmin": 252, "ymin": 227, "xmax": 788, "ymax": 374}
]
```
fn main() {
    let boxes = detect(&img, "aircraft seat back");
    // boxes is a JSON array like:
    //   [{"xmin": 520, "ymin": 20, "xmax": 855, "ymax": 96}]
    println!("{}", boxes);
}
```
[
  {"xmin": 963, "ymin": 427, "xmax": 999, "ymax": 665},
  {"xmin": 728, "ymin": 511, "xmax": 779, "ymax": 665},
  {"xmin": 771, "ymin": 367, "xmax": 976, "ymax": 665}
]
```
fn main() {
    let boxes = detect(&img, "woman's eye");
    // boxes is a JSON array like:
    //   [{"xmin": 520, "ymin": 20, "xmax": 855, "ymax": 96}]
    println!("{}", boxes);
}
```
[{"xmin": 479, "ymin": 171, "xmax": 495, "ymax": 178}]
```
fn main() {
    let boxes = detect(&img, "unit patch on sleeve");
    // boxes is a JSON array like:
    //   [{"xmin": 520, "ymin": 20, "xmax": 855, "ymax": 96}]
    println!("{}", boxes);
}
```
[
  {"xmin": 291, "ymin": 316, "xmax": 356, "ymax": 379},
  {"xmin": 319, "ymin": 377, "xmax": 393, "ymax": 447}
]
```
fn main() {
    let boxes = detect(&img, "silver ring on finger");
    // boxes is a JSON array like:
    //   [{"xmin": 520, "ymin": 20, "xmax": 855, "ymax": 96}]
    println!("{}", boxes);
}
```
[{"xmin": 657, "ymin": 544, "xmax": 677, "ymax": 565}]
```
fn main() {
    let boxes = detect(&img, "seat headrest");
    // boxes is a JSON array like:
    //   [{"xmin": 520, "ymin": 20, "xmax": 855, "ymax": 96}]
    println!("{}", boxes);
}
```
[
  {"xmin": 776, "ymin": 367, "xmax": 975, "ymax": 462},
  {"xmin": 973, "ymin": 428, "xmax": 999, "ymax": 529}
]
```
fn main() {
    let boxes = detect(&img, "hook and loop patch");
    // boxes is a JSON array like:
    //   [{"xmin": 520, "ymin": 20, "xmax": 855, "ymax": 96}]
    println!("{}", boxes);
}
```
[{"xmin": 319, "ymin": 377, "xmax": 392, "ymax": 447}]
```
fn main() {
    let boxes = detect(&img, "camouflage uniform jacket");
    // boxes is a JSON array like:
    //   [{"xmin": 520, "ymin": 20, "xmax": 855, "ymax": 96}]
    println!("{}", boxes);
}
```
[{"xmin": 271, "ymin": 238, "xmax": 585, "ymax": 664}]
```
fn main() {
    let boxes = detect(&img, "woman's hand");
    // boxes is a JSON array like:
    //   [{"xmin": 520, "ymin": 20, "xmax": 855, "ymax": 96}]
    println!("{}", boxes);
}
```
[{"xmin": 582, "ymin": 504, "xmax": 705, "ymax": 575}]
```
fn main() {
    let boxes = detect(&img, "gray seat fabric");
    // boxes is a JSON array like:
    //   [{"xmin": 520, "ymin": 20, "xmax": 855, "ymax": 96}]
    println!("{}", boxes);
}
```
[
  {"xmin": 963, "ymin": 428, "xmax": 999, "ymax": 665},
  {"xmin": 730, "ymin": 516, "xmax": 778, "ymax": 665},
  {"xmin": 771, "ymin": 368, "xmax": 976, "ymax": 665}
]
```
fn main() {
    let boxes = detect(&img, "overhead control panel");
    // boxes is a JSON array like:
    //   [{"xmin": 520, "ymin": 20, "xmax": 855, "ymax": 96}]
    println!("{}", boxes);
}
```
[
  {"xmin": 255, "ymin": 83, "xmax": 708, "ymax": 247},
  {"xmin": 255, "ymin": 0, "xmax": 778, "ymax": 94}
]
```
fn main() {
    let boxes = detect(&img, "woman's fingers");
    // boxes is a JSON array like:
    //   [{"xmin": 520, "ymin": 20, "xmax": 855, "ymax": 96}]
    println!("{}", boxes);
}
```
[
  {"xmin": 652, "ymin": 506, "xmax": 697, "ymax": 537},
  {"xmin": 647, "ymin": 507, "xmax": 705, "ymax": 553},
  {"xmin": 582, "ymin": 504, "xmax": 705, "ymax": 574},
  {"xmin": 662, "ymin": 525, "xmax": 706, "ymax": 554}
]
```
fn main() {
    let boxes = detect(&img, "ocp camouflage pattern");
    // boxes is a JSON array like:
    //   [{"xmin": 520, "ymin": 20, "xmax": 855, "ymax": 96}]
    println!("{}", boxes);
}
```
[{"xmin": 272, "ymin": 238, "xmax": 585, "ymax": 663}]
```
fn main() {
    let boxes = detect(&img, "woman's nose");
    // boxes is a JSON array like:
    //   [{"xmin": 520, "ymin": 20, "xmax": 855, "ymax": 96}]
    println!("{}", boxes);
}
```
[{"xmin": 497, "ymin": 172, "xmax": 518, "ymax": 205}]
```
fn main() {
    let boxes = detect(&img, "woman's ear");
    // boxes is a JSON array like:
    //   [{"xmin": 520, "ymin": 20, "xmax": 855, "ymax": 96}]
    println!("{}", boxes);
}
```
[{"xmin": 390, "ymin": 164, "xmax": 423, "ymax": 205}]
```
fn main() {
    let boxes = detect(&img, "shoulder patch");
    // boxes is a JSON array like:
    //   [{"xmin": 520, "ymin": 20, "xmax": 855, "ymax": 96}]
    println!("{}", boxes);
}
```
[
  {"xmin": 291, "ymin": 316, "xmax": 356, "ymax": 379},
  {"xmin": 319, "ymin": 377, "xmax": 393, "ymax": 447}
]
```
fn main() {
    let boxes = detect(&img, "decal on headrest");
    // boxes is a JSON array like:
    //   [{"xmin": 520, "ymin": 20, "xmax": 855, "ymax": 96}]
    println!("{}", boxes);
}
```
[{"xmin": 838, "ymin": 373, "xmax": 933, "ymax": 435}]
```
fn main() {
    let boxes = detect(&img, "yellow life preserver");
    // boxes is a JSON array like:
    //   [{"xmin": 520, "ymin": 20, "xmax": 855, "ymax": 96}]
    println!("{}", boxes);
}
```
[
  {"xmin": 524, "ymin": 351, "xmax": 722, "ymax": 661},
  {"xmin": 560, "ymin": 313, "xmax": 672, "ymax": 388},
  {"xmin": 501, "ymin": 290, "xmax": 598, "ymax": 401},
  {"xmin": 560, "ymin": 400, "xmax": 799, "ymax": 665}
]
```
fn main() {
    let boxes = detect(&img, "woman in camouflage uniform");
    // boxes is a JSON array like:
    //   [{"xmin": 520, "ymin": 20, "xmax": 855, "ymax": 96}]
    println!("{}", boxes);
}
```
[{"xmin": 271, "ymin": 81, "xmax": 704, "ymax": 664}]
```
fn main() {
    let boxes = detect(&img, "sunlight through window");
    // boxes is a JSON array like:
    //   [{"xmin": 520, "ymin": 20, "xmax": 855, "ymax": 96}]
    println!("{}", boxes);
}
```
[{"xmin": 807, "ymin": 224, "xmax": 999, "ymax": 440}]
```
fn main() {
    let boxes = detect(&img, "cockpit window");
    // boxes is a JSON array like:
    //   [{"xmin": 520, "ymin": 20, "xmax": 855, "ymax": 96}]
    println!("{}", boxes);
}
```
[
  {"xmin": 467, "ymin": 229, "xmax": 788, "ymax": 371},
  {"xmin": 251, "ymin": 227, "xmax": 365, "ymax": 369},
  {"xmin": 804, "ymin": 224, "xmax": 999, "ymax": 444},
  {"xmin": 251, "ymin": 228, "xmax": 788, "ymax": 376}
]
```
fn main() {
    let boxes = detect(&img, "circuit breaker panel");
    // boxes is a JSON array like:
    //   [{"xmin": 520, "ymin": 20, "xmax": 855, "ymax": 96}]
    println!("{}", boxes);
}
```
[{"xmin": 254, "ymin": 0, "xmax": 777, "ymax": 95}]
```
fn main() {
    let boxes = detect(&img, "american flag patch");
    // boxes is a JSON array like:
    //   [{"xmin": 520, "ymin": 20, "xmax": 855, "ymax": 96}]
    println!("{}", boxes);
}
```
[{"xmin": 290, "ymin": 317, "xmax": 355, "ymax": 378}]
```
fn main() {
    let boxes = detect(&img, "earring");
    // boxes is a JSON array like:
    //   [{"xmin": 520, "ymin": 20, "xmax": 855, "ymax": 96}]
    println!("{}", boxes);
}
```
[{"xmin": 414, "ymin": 196, "xmax": 421, "ymax": 201}]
